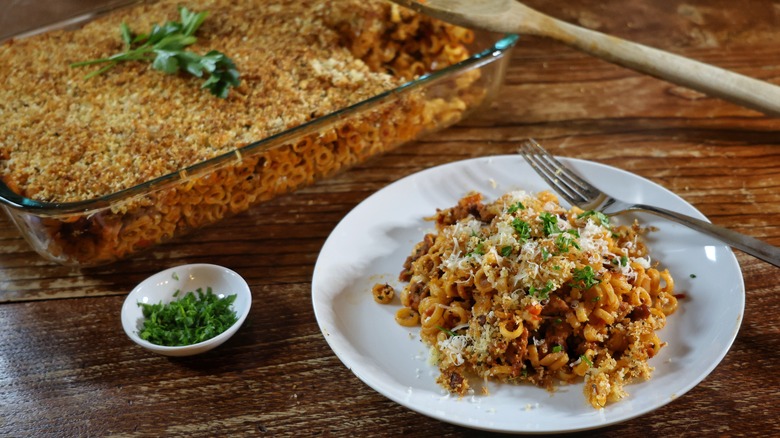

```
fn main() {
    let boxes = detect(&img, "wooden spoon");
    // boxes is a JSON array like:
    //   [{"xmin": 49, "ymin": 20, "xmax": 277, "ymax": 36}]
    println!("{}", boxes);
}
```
[{"xmin": 393, "ymin": 0, "xmax": 780, "ymax": 116}]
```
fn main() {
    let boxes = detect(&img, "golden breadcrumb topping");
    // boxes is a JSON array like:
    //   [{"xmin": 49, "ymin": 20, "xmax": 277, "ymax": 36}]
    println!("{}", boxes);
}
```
[{"xmin": 0, "ymin": 0, "xmax": 412, "ymax": 202}]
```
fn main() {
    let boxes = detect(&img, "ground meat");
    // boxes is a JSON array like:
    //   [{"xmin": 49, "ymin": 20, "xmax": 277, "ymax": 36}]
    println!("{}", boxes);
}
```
[
  {"xmin": 541, "ymin": 296, "xmax": 569, "ymax": 316},
  {"xmin": 399, "ymin": 233, "xmax": 435, "ymax": 281},
  {"xmin": 630, "ymin": 304, "xmax": 651, "ymax": 320},
  {"xmin": 544, "ymin": 320, "xmax": 572, "ymax": 350},
  {"xmin": 434, "ymin": 192, "xmax": 485, "ymax": 226},
  {"xmin": 506, "ymin": 326, "xmax": 529, "ymax": 376}
]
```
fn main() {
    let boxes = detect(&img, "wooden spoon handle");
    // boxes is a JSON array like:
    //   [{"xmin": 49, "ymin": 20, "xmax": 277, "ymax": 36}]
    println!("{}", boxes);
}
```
[{"xmin": 514, "ymin": 3, "xmax": 780, "ymax": 116}]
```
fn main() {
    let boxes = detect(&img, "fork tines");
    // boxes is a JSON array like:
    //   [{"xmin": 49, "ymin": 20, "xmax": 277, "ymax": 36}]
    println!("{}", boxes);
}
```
[{"xmin": 518, "ymin": 139, "xmax": 593, "ymax": 205}]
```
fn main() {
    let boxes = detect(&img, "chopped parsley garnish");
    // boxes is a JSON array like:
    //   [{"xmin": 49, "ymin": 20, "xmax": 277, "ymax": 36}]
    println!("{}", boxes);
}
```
[
  {"xmin": 507, "ymin": 201, "xmax": 525, "ymax": 213},
  {"xmin": 529, "ymin": 280, "xmax": 555, "ymax": 300},
  {"xmin": 500, "ymin": 245, "xmax": 513, "ymax": 257},
  {"xmin": 436, "ymin": 325, "xmax": 458, "ymax": 337},
  {"xmin": 552, "ymin": 345, "xmax": 563, "ymax": 353},
  {"xmin": 469, "ymin": 241, "xmax": 485, "ymax": 257},
  {"xmin": 512, "ymin": 218, "xmax": 531, "ymax": 241},
  {"xmin": 577, "ymin": 210, "xmax": 611, "ymax": 228},
  {"xmin": 612, "ymin": 255, "xmax": 629, "ymax": 267},
  {"xmin": 539, "ymin": 212, "xmax": 561, "ymax": 236},
  {"xmin": 580, "ymin": 354, "xmax": 594, "ymax": 367},
  {"xmin": 541, "ymin": 247, "xmax": 551, "ymax": 261},
  {"xmin": 71, "ymin": 6, "xmax": 240, "ymax": 98},
  {"xmin": 554, "ymin": 230, "xmax": 581, "ymax": 253},
  {"xmin": 570, "ymin": 265, "xmax": 600, "ymax": 290},
  {"xmin": 137, "ymin": 287, "xmax": 238, "ymax": 346}
]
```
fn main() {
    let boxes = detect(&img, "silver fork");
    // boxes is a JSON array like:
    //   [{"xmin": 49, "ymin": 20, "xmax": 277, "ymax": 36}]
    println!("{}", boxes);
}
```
[{"xmin": 519, "ymin": 139, "xmax": 780, "ymax": 267}]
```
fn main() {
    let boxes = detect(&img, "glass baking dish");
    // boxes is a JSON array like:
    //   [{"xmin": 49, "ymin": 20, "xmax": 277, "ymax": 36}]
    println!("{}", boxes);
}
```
[{"xmin": 0, "ymin": 0, "xmax": 518, "ymax": 266}]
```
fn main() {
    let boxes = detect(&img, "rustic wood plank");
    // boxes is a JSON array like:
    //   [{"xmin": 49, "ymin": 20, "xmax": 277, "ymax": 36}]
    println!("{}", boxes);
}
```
[{"xmin": 1, "ymin": 0, "xmax": 779, "ymax": 436}]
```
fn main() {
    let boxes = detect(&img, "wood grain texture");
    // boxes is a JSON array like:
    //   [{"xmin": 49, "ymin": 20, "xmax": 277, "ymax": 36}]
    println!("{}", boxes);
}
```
[{"xmin": 1, "ymin": 0, "xmax": 779, "ymax": 436}]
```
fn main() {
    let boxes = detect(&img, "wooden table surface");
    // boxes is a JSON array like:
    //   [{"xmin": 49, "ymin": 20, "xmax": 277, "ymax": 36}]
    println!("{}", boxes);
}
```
[{"xmin": 1, "ymin": 0, "xmax": 778, "ymax": 436}]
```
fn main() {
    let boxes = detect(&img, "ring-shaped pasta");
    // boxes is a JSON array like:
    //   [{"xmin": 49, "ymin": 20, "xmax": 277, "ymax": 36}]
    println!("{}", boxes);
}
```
[{"xmin": 499, "ymin": 319, "xmax": 524, "ymax": 340}]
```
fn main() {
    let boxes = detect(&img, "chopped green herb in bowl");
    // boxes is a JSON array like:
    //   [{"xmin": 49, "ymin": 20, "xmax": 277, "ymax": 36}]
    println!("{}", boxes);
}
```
[
  {"xmin": 121, "ymin": 264, "xmax": 251, "ymax": 356},
  {"xmin": 138, "ymin": 287, "xmax": 238, "ymax": 347}
]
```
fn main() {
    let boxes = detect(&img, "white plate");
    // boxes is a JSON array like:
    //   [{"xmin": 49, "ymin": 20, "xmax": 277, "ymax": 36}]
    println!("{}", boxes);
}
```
[{"xmin": 312, "ymin": 155, "xmax": 744, "ymax": 434}]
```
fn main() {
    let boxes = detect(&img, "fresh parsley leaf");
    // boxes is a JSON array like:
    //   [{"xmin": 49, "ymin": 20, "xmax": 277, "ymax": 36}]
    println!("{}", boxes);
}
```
[
  {"xmin": 120, "ymin": 22, "xmax": 133, "ymax": 47},
  {"xmin": 179, "ymin": 6, "xmax": 209, "ymax": 37},
  {"xmin": 199, "ymin": 51, "xmax": 240, "ymax": 98}
]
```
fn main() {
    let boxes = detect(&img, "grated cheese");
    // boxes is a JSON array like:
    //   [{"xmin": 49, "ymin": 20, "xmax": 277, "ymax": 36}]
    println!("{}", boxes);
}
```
[{"xmin": 438, "ymin": 335, "xmax": 470, "ymax": 366}]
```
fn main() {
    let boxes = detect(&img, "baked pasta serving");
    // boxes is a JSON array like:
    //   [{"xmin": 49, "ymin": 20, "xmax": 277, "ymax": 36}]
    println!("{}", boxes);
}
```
[{"xmin": 389, "ymin": 190, "xmax": 680, "ymax": 408}]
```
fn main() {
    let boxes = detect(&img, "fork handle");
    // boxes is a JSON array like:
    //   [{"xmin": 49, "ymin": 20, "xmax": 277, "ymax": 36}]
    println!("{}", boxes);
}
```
[{"xmin": 629, "ymin": 204, "xmax": 780, "ymax": 267}]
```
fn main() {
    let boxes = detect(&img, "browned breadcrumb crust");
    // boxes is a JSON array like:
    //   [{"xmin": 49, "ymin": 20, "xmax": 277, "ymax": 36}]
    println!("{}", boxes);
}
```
[
  {"xmin": 0, "ymin": 0, "xmax": 481, "ymax": 265},
  {"xmin": 0, "ymin": 0, "xmax": 424, "ymax": 203}
]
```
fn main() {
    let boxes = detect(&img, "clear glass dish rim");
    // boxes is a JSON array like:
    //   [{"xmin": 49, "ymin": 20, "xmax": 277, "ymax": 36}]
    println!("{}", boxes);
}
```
[{"xmin": 0, "ymin": 15, "xmax": 518, "ymax": 215}]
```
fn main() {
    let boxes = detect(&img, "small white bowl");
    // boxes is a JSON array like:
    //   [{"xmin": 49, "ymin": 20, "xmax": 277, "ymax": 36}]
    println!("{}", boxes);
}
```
[{"xmin": 121, "ymin": 264, "xmax": 252, "ymax": 356}]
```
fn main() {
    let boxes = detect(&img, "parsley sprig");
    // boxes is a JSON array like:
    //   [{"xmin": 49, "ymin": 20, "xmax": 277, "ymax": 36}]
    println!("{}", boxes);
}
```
[
  {"xmin": 137, "ymin": 287, "xmax": 238, "ymax": 346},
  {"xmin": 71, "ymin": 6, "xmax": 240, "ymax": 98}
]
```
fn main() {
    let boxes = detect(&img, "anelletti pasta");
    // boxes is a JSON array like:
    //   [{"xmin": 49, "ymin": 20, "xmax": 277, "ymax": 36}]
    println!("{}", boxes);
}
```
[
  {"xmin": 388, "ymin": 190, "xmax": 680, "ymax": 408},
  {"xmin": 0, "ymin": 0, "xmax": 485, "ymax": 265}
]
